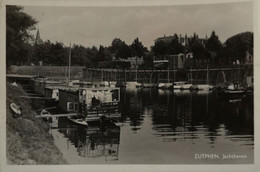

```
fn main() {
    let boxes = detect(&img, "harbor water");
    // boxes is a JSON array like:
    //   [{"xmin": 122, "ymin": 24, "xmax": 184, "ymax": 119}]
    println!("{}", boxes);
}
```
[{"xmin": 47, "ymin": 88, "xmax": 253, "ymax": 164}]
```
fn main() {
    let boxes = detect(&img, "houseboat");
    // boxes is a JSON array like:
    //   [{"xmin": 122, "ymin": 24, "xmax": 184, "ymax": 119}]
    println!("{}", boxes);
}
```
[{"xmin": 58, "ymin": 87, "xmax": 121, "ymax": 124}]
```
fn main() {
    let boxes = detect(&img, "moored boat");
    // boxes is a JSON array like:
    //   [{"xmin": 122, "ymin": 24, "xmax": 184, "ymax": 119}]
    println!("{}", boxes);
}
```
[
  {"xmin": 173, "ymin": 81, "xmax": 192, "ymax": 90},
  {"xmin": 126, "ymin": 81, "xmax": 142, "ymax": 89},
  {"xmin": 40, "ymin": 109, "xmax": 51, "ymax": 116},
  {"xmin": 10, "ymin": 103, "xmax": 22, "ymax": 116},
  {"xmin": 196, "ymin": 84, "xmax": 214, "ymax": 91},
  {"xmin": 109, "ymin": 81, "xmax": 117, "ymax": 88},
  {"xmin": 142, "ymin": 83, "xmax": 157, "ymax": 88},
  {"xmin": 116, "ymin": 81, "xmax": 126, "ymax": 87},
  {"xmin": 181, "ymin": 83, "xmax": 193, "ymax": 90},
  {"xmin": 158, "ymin": 83, "xmax": 172, "ymax": 89},
  {"xmin": 217, "ymin": 83, "xmax": 245, "ymax": 100},
  {"xmin": 68, "ymin": 116, "xmax": 88, "ymax": 126}
]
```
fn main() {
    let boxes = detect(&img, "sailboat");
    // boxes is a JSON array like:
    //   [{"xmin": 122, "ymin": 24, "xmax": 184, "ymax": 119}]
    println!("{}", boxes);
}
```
[
  {"xmin": 126, "ymin": 57, "xmax": 142, "ymax": 88},
  {"xmin": 109, "ymin": 69, "xmax": 117, "ymax": 87},
  {"xmin": 158, "ymin": 67, "xmax": 172, "ymax": 89},
  {"xmin": 218, "ymin": 63, "xmax": 245, "ymax": 100},
  {"xmin": 142, "ymin": 70, "xmax": 157, "ymax": 88},
  {"xmin": 65, "ymin": 44, "xmax": 89, "ymax": 125},
  {"xmin": 171, "ymin": 56, "xmax": 192, "ymax": 90},
  {"xmin": 196, "ymin": 65, "xmax": 214, "ymax": 91},
  {"xmin": 181, "ymin": 67, "xmax": 193, "ymax": 90}
]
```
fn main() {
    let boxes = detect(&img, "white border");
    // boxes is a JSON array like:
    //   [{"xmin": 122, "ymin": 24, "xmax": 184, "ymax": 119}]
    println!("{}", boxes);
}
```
[{"xmin": 0, "ymin": 0, "xmax": 259, "ymax": 172}]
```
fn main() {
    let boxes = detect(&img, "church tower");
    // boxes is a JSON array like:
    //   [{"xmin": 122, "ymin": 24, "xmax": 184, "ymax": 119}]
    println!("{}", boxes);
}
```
[
  {"xmin": 31, "ymin": 27, "xmax": 43, "ymax": 65},
  {"xmin": 35, "ymin": 27, "xmax": 43, "ymax": 45}
]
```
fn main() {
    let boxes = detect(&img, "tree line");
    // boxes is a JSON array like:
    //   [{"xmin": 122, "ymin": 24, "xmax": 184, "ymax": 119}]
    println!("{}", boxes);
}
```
[{"xmin": 6, "ymin": 6, "xmax": 253, "ymax": 69}]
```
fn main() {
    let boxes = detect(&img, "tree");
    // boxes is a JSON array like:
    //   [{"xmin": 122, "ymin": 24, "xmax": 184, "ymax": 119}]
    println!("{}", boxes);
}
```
[
  {"xmin": 6, "ymin": 6, "xmax": 37, "ymax": 67},
  {"xmin": 168, "ymin": 34, "xmax": 184, "ymax": 54},
  {"xmin": 140, "ymin": 53, "xmax": 154, "ymax": 69},
  {"xmin": 85, "ymin": 46, "xmax": 99, "ymax": 67},
  {"xmin": 130, "ymin": 38, "xmax": 148, "ymax": 57},
  {"xmin": 151, "ymin": 41, "xmax": 167, "ymax": 57},
  {"xmin": 110, "ymin": 38, "xmax": 124, "ymax": 54},
  {"xmin": 45, "ymin": 42, "xmax": 68, "ymax": 66},
  {"xmin": 191, "ymin": 39, "xmax": 210, "ymax": 63},
  {"xmin": 109, "ymin": 38, "xmax": 132, "ymax": 59},
  {"xmin": 205, "ymin": 31, "xmax": 222, "ymax": 51},
  {"xmin": 224, "ymin": 32, "xmax": 253, "ymax": 63},
  {"xmin": 116, "ymin": 42, "xmax": 132, "ymax": 59},
  {"xmin": 34, "ymin": 40, "xmax": 50, "ymax": 64},
  {"xmin": 205, "ymin": 31, "xmax": 223, "ymax": 64},
  {"xmin": 71, "ymin": 44, "xmax": 87, "ymax": 66}
]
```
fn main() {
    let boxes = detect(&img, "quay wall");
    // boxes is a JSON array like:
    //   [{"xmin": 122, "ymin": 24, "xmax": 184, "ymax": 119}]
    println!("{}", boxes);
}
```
[
  {"xmin": 7, "ymin": 65, "xmax": 253, "ymax": 85},
  {"xmin": 83, "ymin": 66, "xmax": 253, "ymax": 85},
  {"xmin": 8, "ymin": 65, "xmax": 84, "ymax": 79}
]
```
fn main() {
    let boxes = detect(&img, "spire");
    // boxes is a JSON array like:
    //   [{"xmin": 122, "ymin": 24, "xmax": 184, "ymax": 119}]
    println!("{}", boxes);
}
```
[{"xmin": 35, "ymin": 27, "xmax": 42, "ymax": 45}]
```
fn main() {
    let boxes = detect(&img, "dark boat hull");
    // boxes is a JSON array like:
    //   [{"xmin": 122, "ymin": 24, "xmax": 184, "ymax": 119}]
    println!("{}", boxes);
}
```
[{"xmin": 218, "ymin": 89, "xmax": 245, "ymax": 100}]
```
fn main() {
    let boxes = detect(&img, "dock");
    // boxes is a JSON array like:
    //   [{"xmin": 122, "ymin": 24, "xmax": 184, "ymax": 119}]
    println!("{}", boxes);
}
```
[
  {"xmin": 35, "ymin": 113, "xmax": 78, "ymax": 118},
  {"xmin": 6, "ymin": 74, "xmax": 37, "ymax": 79},
  {"xmin": 19, "ymin": 96, "xmax": 55, "ymax": 100}
]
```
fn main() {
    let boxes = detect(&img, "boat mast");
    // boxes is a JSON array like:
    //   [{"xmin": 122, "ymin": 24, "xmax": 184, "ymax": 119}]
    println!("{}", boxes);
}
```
[
  {"xmin": 67, "ymin": 43, "xmax": 71, "ymax": 85},
  {"xmin": 167, "ymin": 66, "xmax": 170, "ymax": 83},
  {"xmin": 173, "ymin": 56, "xmax": 175, "ymax": 82},
  {"xmin": 135, "ymin": 56, "xmax": 138, "ymax": 82},
  {"xmin": 206, "ymin": 65, "xmax": 209, "ymax": 85}
]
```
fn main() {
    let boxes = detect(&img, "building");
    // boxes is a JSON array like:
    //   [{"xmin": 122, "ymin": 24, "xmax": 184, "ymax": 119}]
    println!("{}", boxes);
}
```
[
  {"xmin": 168, "ymin": 54, "xmax": 186, "ymax": 69},
  {"xmin": 115, "ymin": 56, "xmax": 144, "ymax": 69},
  {"xmin": 245, "ymin": 51, "xmax": 253, "ymax": 64},
  {"xmin": 155, "ymin": 34, "xmax": 207, "ymax": 46},
  {"xmin": 154, "ymin": 52, "xmax": 193, "ymax": 69},
  {"xmin": 155, "ymin": 35, "xmax": 177, "ymax": 44}
]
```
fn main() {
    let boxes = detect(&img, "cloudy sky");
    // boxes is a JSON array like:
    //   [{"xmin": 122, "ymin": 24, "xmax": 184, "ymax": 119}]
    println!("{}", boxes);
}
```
[{"xmin": 23, "ymin": 1, "xmax": 253, "ymax": 49}]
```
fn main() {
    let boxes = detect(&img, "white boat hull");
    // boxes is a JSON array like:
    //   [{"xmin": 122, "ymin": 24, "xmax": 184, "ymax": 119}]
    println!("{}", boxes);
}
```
[
  {"xmin": 85, "ymin": 116, "xmax": 100, "ymax": 122},
  {"xmin": 181, "ymin": 84, "xmax": 192, "ymax": 90},
  {"xmin": 142, "ymin": 83, "xmax": 157, "ymax": 88},
  {"xmin": 68, "ymin": 116, "xmax": 88, "ymax": 126},
  {"xmin": 126, "ymin": 81, "xmax": 142, "ymax": 88},
  {"xmin": 10, "ymin": 103, "xmax": 22, "ymax": 115},
  {"xmin": 197, "ymin": 84, "xmax": 214, "ymax": 90},
  {"xmin": 158, "ymin": 83, "xmax": 172, "ymax": 89}
]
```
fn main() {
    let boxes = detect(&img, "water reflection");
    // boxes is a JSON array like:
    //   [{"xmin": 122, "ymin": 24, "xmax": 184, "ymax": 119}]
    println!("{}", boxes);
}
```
[
  {"xmin": 120, "ymin": 88, "xmax": 253, "ymax": 147},
  {"xmin": 53, "ymin": 122, "xmax": 120, "ymax": 161},
  {"xmin": 49, "ymin": 88, "xmax": 253, "ymax": 164}
]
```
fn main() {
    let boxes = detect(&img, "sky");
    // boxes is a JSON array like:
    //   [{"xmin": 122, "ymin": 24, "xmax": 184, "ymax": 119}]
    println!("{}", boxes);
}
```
[{"xmin": 23, "ymin": 1, "xmax": 253, "ymax": 49}]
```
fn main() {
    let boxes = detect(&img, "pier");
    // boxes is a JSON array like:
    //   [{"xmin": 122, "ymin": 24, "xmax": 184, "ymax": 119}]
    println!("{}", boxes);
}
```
[{"xmin": 35, "ymin": 113, "xmax": 78, "ymax": 118}]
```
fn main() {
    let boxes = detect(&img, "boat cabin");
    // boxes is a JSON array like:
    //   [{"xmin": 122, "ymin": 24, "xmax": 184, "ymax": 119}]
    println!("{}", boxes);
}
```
[
  {"xmin": 31, "ymin": 77, "xmax": 64, "ymax": 95},
  {"xmin": 45, "ymin": 87, "xmax": 59, "ymax": 101},
  {"xmin": 58, "ymin": 87, "xmax": 121, "ymax": 116}
]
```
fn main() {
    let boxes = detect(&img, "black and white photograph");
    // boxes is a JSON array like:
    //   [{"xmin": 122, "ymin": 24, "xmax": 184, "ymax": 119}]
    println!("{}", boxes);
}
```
[{"xmin": 1, "ymin": 0, "xmax": 260, "ymax": 171}]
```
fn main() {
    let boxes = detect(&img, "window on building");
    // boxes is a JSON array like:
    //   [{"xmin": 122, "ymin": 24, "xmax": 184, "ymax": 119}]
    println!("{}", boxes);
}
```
[
  {"xmin": 74, "ymin": 103, "xmax": 78, "ymax": 111},
  {"xmin": 67, "ymin": 102, "xmax": 74, "ymax": 111}
]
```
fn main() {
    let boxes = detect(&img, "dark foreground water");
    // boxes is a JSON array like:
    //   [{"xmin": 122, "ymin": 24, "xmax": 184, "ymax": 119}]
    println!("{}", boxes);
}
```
[{"xmin": 48, "ymin": 88, "xmax": 253, "ymax": 164}]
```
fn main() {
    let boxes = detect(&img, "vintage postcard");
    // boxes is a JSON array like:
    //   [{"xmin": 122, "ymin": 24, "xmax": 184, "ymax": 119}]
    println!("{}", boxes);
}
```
[{"xmin": 0, "ymin": 0, "xmax": 259, "ymax": 171}]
